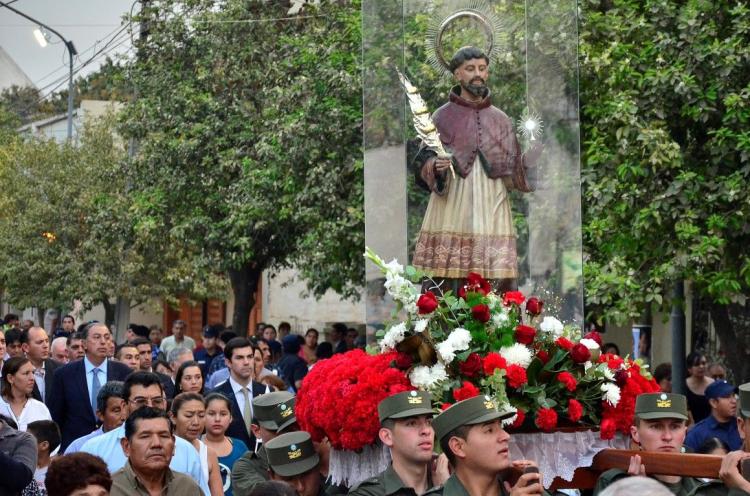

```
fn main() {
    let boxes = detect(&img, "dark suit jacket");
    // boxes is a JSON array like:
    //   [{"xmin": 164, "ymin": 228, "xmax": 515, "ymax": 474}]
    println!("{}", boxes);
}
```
[
  {"xmin": 157, "ymin": 372, "xmax": 175, "ymax": 400},
  {"xmin": 31, "ymin": 358, "xmax": 60, "ymax": 403},
  {"xmin": 47, "ymin": 358, "xmax": 132, "ymax": 450},
  {"xmin": 212, "ymin": 378, "xmax": 267, "ymax": 449}
]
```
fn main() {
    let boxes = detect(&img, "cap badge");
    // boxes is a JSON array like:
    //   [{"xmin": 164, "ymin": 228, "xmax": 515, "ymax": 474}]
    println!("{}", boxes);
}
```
[
  {"xmin": 288, "ymin": 445, "xmax": 302, "ymax": 459},
  {"xmin": 656, "ymin": 396, "xmax": 672, "ymax": 408},
  {"xmin": 410, "ymin": 391, "xmax": 417, "ymax": 396},
  {"xmin": 280, "ymin": 404, "xmax": 294, "ymax": 418},
  {"xmin": 408, "ymin": 394, "xmax": 423, "ymax": 404},
  {"xmin": 484, "ymin": 398, "xmax": 495, "ymax": 410}
]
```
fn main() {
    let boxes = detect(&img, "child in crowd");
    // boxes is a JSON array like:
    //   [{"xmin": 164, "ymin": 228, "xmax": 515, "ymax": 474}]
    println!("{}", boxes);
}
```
[{"xmin": 27, "ymin": 419, "xmax": 61, "ymax": 490}]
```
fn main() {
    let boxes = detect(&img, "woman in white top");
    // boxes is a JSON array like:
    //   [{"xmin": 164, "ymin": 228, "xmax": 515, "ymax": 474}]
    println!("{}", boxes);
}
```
[
  {"xmin": 0, "ymin": 356, "xmax": 52, "ymax": 431},
  {"xmin": 170, "ymin": 392, "xmax": 223, "ymax": 496}
]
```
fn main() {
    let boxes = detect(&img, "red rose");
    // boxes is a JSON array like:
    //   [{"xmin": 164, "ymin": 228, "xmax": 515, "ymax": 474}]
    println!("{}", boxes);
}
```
[
  {"xmin": 452, "ymin": 381, "xmax": 480, "ymax": 402},
  {"xmin": 416, "ymin": 291, "xmax": 439, "ymax": 314},
  {"xmin": 471, "ymin": 304, "xmax": 491, "ymax": 323},
  {"xmin": 505, "ymin": 364, "xmax": 528, "ymax": 389},
  {"xmin": 600, "ymin": 417, "xmax": 617, "ymax": 439},
  {"xmin": 458, "ymin": 272, "xmax": 492, "ymax": 298},
  {"xmin": 503, "ymin": 290, "xmax": 525, "ymax": 306},
  {"xmin": 583, "ymin": 331, "xmax": 603, "ymax": 346},
  {"xmin": 535, "ymin": 407, "xmax": 558, "ymax": 431},
  {"xmin": 440, "ymin": 402, "xmax": 453, "ymax": 411},
  {"xmin": 510, "ymin": 409, "xmax": 526, "ymax": 429},
  {"xmin": 568, "ymin": 399, "xmax": 583, "ymax": 423},
  {"xmin": 570, "ymin": 343, "xmax": 592, "ymax": 363},
  {"xmin": 459, "ymin": 353, "xmax": 483, "ymax": 378},
  {"xmin": 393, "ymin": 353, "xmax": 413, "ymax": 370},
  {"xmin": 526, "ymin": 297, "xmax": 544, "ymax": 316},
  {"xmin": 537, "ymin": 350, "xmax": 550, "ymax": 364},
  {"xmin": 555, "ymin": 337, "xmax": 574, "ymax": 351},
  {"xmin": 614, "ymin": 369, "xmax": 629, "ymax": 387},
  {"xmin": 515, "ymin": 324, "xmax": 537, "ymax": 345},
  {"xmin": 556, "ymin": 371, "xmax": 577, "ymax": 392},
  {"xmin": 483, "ymin": 352, "xmax": 507, "ymax": 375}
]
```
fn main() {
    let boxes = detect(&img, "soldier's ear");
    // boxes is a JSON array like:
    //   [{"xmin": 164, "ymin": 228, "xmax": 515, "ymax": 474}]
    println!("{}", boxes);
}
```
[
  {"xmin": 447, "ymin": 436, "xmax": 466, "ymax": 460},
  {"xmin": 379, "ymin": 427, "xmax": 394, "ymax": 447}
]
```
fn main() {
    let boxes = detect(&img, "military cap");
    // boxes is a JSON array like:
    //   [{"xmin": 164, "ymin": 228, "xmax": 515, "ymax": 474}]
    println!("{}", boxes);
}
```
[
  {"xmin": 634, "ymin": 392, "xmax": 688, "ymax": 421},
  {"xmin": 378, "ymin": 390, "xmax": 434, "ymax": 423},
  {"xmin": 433, "ymin": 395, "xmax": 515, "ymax": 442},
  {"xmin": 738, "ymin": 383, "xmax": 750, "ymax": 418},
  {"xmin": 252, "ymin": 391, "xmax": 296, "ymax": 432},
  {"xmin": 265, "ymin": 431, "xmax": 319, "ymax": 477}
]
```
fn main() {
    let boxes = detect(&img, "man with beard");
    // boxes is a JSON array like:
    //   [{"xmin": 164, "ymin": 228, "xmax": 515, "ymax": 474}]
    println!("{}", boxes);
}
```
[
  {"xmin": 411, "ymin": 46, "xmax": 542, "ymax": 291},
  {"xmin": 349, "ymin": 390, "xmax": 444, "ymax": 496}
]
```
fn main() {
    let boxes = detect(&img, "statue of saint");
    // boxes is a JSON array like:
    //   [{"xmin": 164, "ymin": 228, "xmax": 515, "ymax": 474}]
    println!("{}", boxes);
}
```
[{"xmin": 412, "ymin": 46, "xmax": 543, "ymax": 291}]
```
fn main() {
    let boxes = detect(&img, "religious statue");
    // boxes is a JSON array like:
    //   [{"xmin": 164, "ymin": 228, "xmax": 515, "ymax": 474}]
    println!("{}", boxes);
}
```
[{"xmin": 410, "ymin": 46, "xmax": 543, "ymax": 291}]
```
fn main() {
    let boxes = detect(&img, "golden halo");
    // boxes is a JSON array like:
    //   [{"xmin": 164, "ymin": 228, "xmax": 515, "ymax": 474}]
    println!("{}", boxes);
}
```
[{"xmin": 425, "ymin": 0, "xmax": 509, "ymax": 76}]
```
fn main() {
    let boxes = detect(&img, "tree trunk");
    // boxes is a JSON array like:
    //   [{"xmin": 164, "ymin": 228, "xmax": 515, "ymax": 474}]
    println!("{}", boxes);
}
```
[
  {"xmin": 228, "ymin": 264, "xmax": 262, "ymax": 337},
  {"xmin": 709, "ymin": 301, "xmax": 745, "ymax": 382},
  {"xmin": 113, "ymin": 297, "xmax": 131, "ymax": 343},
  {"xmin": 101, "ymin": 299, "xmax": 116, "ymax": 329}
]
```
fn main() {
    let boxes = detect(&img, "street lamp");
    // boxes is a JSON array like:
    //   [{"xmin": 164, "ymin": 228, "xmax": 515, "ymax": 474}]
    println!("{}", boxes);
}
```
[{"xmin": 0, "ymin": 2, "xmax": 77, "ymax": 140}]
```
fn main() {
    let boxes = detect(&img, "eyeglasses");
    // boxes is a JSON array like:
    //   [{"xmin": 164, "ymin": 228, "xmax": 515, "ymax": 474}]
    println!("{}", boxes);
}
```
[{"xmin": 129, "ymin": 396, "xmax": 166, "ymax": 408}]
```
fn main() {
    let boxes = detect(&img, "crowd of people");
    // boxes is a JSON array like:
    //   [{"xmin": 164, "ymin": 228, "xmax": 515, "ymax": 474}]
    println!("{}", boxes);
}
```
[{"xmin": 1, "ymin": 312, "xmax": 750, "ymax": 496}]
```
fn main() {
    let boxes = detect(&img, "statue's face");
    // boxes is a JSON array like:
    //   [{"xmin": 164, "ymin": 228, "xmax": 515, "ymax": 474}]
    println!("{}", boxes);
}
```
[{"xmin": 454, "ymin": 57, "xmax": 489, "ymax": 97}]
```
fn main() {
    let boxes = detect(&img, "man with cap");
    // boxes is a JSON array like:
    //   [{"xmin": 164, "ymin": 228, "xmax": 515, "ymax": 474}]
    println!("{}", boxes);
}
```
[
  {"xmin": 265, "ymin": 430, "xmax": 341, "ymax": 496},
  {"xmin": 195, "ymin": 324, "xmax": 223, "ymax": 377},
  {"xmin": 594, "ymin": 392, "xmax": 721, "ymax": 496},
  {"xmin": 716, "ymin": 382, "xmax": 750, "ymax": 493},
  {"xmin": 686, "ymin": 380, "xmax": 741, "ymax": 451},
  {"xmin": 232, "ymin": 391, "xmax": 299, "ymax": 496},
  {"xmin": 432, "ymin": 395, "xmax": 544, "ymax": 496},
  {"xmin": 349, "ymin": 390, "xmax": 445, "ymax": 496}
]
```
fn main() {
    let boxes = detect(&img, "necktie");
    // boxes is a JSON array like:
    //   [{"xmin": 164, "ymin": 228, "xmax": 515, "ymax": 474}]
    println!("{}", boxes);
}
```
[
  {"xmin": 241, "ymin": 387, "xmax": 252, "ymax": 433},
  {"xmin": 91, "ymin": 368, "xmax": 101, "ymax": 416}
]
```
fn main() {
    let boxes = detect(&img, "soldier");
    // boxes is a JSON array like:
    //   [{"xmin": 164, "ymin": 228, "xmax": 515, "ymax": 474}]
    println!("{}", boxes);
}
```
[
  {"xmin": 432, "ymin": 395, "xmax": 544, "ymax": 496},
  {"xmin": 718, "ymin": 382, "xmax": 750, "ymax": 493},
  {"xmin": 349, "ymin": 390, "xmax": 447, "ymax": 496},
  {"xmin": 265, "ymin": 430, "xmax": 342, "ymax": 496},
  {"xmin": 232, "ymin": 391, "xmax": 299, "ymax": 496},
  {"xmin": 594, "ymin": 392, "xmax": 724, "ymax": 496}
]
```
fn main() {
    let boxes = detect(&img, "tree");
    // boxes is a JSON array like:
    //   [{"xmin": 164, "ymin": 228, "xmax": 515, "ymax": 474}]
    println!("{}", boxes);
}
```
[
  {"xmin": 121, "ymin": 0, "xmax": 363, "ymax": 333},
  {"xmin": 579, "ymin": 0, "xmax": 750, "ymax": 377}
]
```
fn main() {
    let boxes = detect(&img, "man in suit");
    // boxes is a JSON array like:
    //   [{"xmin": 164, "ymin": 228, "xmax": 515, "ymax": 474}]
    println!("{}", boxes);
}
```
[
  {"xmin": 21, "ymin": 327, "xmax": 60, "ymax": 403},
  {"xmin": 47, "ymin": 322, "xmax": 132, "ymax": 450},
  {"xmin": 212, "ymin": 337, "xmax": 267, "ymax": 449}
]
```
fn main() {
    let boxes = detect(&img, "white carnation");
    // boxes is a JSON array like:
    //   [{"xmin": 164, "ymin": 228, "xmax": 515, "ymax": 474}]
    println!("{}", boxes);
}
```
[
  {"xmin": 539, "ymin": 316, "xmax": 564, "ymax": 338},
  {"xmin": 380, "ymin": 322, "xmax": 407, "ymax": 352},
  {"xmin": 414, "ymin": 319, "xmax": 429, "ymax": 333},
  {"xmin": 579, "ymin": 338, "xmax": 600, "ymax": 350},
  {"xmin": 436, "ymin": 328, "xmax": 471, "ymax": 362},
  {"xmin": 409, "ymin": 362, "xmax": 448, "ymax": 389},
  {"xmin": 601, "ymin": 383, "xmax": 621, "ymax": 407},
  {"xmin": 500, "ymin": 343, "xmax": 533, "ymax": 369}
]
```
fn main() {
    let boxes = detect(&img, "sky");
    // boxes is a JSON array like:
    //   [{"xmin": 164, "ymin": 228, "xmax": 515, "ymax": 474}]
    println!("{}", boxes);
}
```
[{"xmin": 0, "ymin": 0, "xmax": 135, "ymax": 97}]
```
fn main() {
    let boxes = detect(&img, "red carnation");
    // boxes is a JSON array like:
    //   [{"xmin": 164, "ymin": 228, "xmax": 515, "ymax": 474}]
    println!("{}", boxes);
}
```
[
  {"xmin": 483, "ymin": 352, "xmax": 507, "ymax": 375},
  {"xmin": 440, "ymin": 402, "xmax": 453, "ymax": 411},
  {"xmin": 600, "ymin": 417, "xmax": 617, "ymax": 439},
  {"xmin": 459, "ymin": 352, "xmax": 483, "ymax": 378},
  {"xmin": 453, "ymin": 381, "xmax": 480, "ymax": 402},
  {"xmin": 503, "ymin": 290, "xmax": 525, "ymax": 306},
  {"xmin": 535, "ymin": 408, "xmax": 558, "ymax": 431},
  {"xmin": 526, "ymin": 297, "xmax": 544, "ymax": 316},
  {"xmin": 515, "ymin": 324, "xmax": 536, "ymax": 345},
  {"xmin": 570, "ymin": 343, "xmax": 592, "ymax": 363},
  {"xmin": 568, "ymin": 399, "xmax": 583, "ymax": 423},
  {"xmin": 458, "ymin": 272, "xmax": 491, "ymax": 298},
  {"xmin": 557, "ymin": 371, "xmax": 577, "ymax": 392},
  {"xmin": 505, "ymin": 364, "xmax": 528, "ymax": 389},
  {"xmin": 471, "ymin": 304, "xmax": 491, "ymax": 323},
  {"xmin": 555, "ymin": 337, "xmax": 574, "ymax": 351},
  {"xmin": 583, "ymin": 331, "xmax": 603, "ymax": 346},
  {"xmin": 600, "ymin": 353, "xmax": 624, "ymax": 370},
  {"xmin": 394, "ymin": 352, "xmax": 413, "ymax": 370},
  {"xmin": 510, "ymin": 409, "xmax": 526, "ymax": 429},
  {"xmin": 537, "ymin": 350, "xmax": 550, "ymax": 364},
  {"xmin": 417, "ymin": 291, "xmax": 439, "ymax": 314}
]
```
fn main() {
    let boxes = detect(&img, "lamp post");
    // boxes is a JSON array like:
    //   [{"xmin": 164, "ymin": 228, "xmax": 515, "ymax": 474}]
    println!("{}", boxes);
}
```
[{"xmin": 0, "ymin": 1, "xmax": 77, "ymax": 140}]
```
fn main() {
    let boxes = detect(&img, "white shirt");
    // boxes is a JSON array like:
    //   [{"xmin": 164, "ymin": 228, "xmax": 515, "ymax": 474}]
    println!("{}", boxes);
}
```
[
  {"xmin": 83, "ymin": 356, "xmax": 108, "ymax": 411},
  {"xmin": 160, "ymin": 335, "xmax": 196, "ymax": 355},
  {"xmin": 32, "ymin": 362, "xmax": 46, "ymax": 401},
  {"xmin": 229, "ymin": 375, "xmax": 254, "ymax": 423},
  {"xmin": 0, "ymin": 396, "xmax": 52, "ymax": 431}
]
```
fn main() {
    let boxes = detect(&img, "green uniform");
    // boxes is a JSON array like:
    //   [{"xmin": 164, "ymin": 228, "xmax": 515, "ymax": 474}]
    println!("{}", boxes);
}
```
[
  {"xmin": 348, "ymin": 464, "xmax": 437, "ymax": 496},
  {"xmin": 427, "ymin": 473, "xmax": 507, "ymax": 496},
  {"xmin": 594, "ymin": 469, "xmax": 729, "ymax": 496},
  {"xmin": 231, "ymin": 446, "xmax": 269, "ymax": 496}
]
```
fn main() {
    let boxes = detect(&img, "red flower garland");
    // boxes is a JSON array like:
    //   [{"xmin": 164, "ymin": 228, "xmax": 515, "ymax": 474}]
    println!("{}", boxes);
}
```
[
  {"xmin": 535, "ymin": 408, "xmax": 558, "ymax": 431},
  {"xmin": 506, "ymin": 365, "xmax": 528, "ymax": 389},
  {"xmin": 503, "ymin": 290, "xmax": 525, "ymax": 306},
  {"xmin": 555, "ymin": 337, "xmax": 574, "ymax": 351},
  {"xmin": 515, "ymin": 325, "xmax": 536, "ymax": 345},
  {"xmin": 453, "ymin": 381, "xmax": 481, "ymax": 402},
  {"xmin": 458, "ymin": 353, "xmax": 483, "ymax": 378},
  {"xmin": 557, "ymin": 371, "xmax": 577, "ymax": 392},
  {"xmin": 568, "ymin": 399, "xmax": 583, "ymax": 422},
  {"xmin": 483, "ymin": 352, "xmax": 507, "ymax": 375}
]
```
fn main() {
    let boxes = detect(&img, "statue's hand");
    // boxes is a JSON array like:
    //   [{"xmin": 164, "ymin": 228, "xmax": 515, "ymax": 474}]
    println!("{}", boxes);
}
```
[{"xmin": 434, "ymin": 156, "xmax": 452, "ymax": 175}]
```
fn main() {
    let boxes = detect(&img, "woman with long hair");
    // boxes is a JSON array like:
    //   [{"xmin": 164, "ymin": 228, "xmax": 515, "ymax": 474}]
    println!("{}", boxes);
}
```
[
  {"xmin": 175, "ymin": 360, "xmax": 205, "ymax": 395},
  {"xmin": 202, "ymin": 393, "xmax": 249, "ymax": 496},
  {"xmin": 0, "ymin": 356, "xmax": 51, "ymax": 431},
  {"xmin": 170, "ymin": 392, "xmax": 224, "ymax": 495},
  {"xmin": 685, "ymin": 351, "xmax": 715, "ymax": 423},
  {"xmin": 298, "ymin": 328, "xmax": 318, "ymax": 366}
]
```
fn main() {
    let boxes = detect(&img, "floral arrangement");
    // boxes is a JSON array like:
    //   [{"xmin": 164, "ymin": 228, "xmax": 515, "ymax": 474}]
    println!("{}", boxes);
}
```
[{"xmin": 365, "ymin": 248, "xmax": 660, "ymax": 439}]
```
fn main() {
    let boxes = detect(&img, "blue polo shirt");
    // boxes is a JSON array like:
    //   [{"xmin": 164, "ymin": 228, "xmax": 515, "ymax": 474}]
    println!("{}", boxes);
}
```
[{"xmin": 685, "ymin": 413, "xmax": 742, "ymax": 451}]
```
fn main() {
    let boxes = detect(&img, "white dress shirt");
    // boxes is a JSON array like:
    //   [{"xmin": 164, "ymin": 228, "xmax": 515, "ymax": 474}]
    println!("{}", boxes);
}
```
[
  {"xmin": 0, "ymin": 396, "xmax": 52, "ymax": 431},
  {"xmin": 229, "ymin": 375, "xmax": 254, "ymax": 423},
  {"xmin": 83, "ymin": 356, "xmax": 108, "ymax": 408}
]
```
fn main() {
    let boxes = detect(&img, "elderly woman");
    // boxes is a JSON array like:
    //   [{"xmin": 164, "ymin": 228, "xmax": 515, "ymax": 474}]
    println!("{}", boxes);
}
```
[{"xmin": 0, "ymin": 356, "xmax": 52, "ymax": 431}]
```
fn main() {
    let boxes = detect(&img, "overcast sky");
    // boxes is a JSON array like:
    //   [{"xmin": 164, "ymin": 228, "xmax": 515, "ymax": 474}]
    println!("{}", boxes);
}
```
[{"xmin": 0, "ymin": 0, "xmax": 135, "ymax": 96}]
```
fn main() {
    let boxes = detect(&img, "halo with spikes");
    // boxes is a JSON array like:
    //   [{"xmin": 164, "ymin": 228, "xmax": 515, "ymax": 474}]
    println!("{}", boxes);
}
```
[{"xmin": 425, "ymin": 0, "xmax": 508, "ymax": 77}]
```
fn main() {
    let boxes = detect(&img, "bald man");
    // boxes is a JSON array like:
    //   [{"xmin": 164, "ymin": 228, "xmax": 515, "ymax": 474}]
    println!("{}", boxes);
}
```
[{"xmin": 50, "ymin": 337, "xmax": 69, "ymax": 364}]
